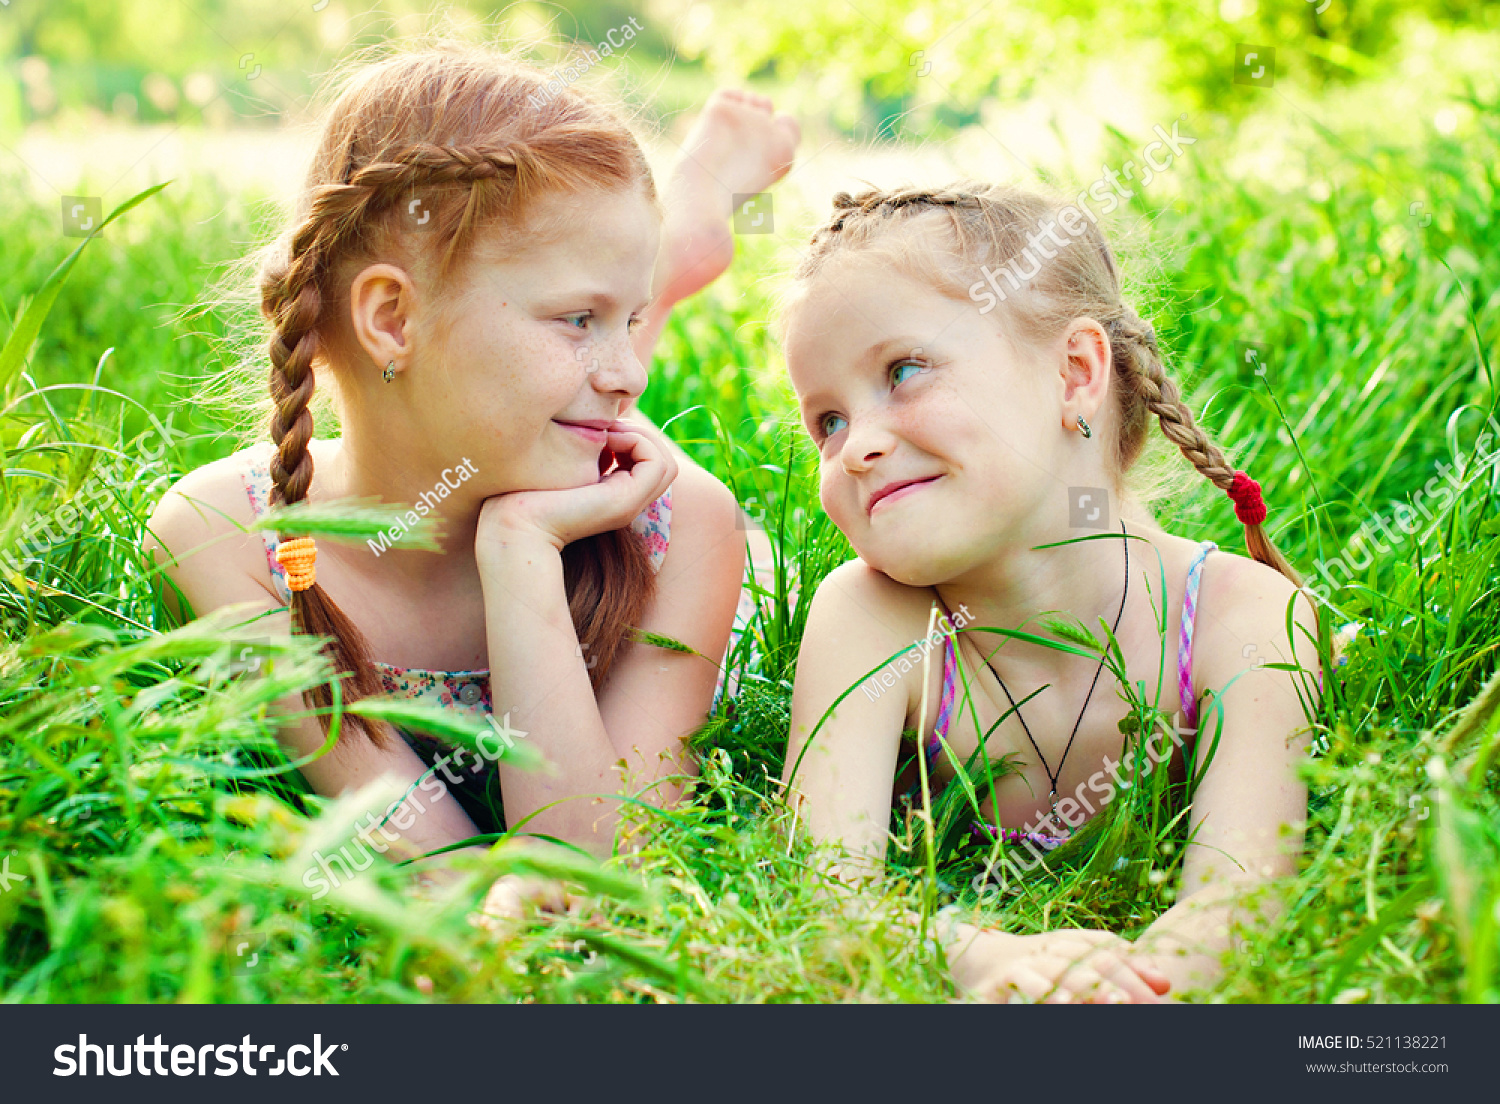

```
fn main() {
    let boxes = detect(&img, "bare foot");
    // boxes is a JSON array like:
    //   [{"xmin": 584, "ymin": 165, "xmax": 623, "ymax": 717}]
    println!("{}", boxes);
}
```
[{"xmin": 653, "ymin": 89, "xmax": 801, "ymax": 308}]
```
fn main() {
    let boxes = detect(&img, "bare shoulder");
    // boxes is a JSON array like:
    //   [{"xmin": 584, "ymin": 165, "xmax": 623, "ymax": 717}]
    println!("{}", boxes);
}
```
[
  {"xmin": 627, "ymin": 406, "xmax": 740, "ymax": 536},
  {"xmin": 801, "ymin": 558, "xmax": 947, "ymax": 702},
  {"xmin": 653, "ymin": 450, "xmax": 743, "ymax": 598},
  {"xmin": 789, "ymin": 557, "xmax": 944, "ymax": 782},
  {"xmin": 663, "ymin": 449, "xmax": 740, "ymax": 536},
  {"xmin": 812, "ymin": 557, "xmax": 940, "ymax": 636},
  {"xmin": 147, "ymin": 446, "xmax": 265, "ymax": 544},
  {"xmin": 1194, "ymin": 548, "xmax": 1321, "ymax": 683},
  {"xmin": 144, "ymin": 444, "xmax": 281, "ymax": 612},
  {"xmin": 632, "ymin": 452, "xmax": 744, "ymax": 664}
]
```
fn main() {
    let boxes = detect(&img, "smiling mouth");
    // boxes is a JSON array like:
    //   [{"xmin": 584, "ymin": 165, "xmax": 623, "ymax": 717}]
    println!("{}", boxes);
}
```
[
  {"xmin": 554, "ymin": 419, "xmax": 612, "ymax": 443},
  {"xmin": 868, "ymin": 475, "xmax": 942, "ymax": 516}
]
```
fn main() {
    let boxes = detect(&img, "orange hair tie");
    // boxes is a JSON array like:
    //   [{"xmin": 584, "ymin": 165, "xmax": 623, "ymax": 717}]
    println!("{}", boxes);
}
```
[{"xmin": 275, "ymin": 536, "xmax": 318, "ymax": 592}]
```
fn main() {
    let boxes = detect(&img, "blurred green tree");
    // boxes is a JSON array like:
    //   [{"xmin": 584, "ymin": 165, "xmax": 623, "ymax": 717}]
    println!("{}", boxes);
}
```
[
  {"xmin": 0, "ymin": 0, "xmax": 677, "ymax": 125},
  {"xmin": 649, "ymin": 0, "xmax": 1498, "ymax": 130}
]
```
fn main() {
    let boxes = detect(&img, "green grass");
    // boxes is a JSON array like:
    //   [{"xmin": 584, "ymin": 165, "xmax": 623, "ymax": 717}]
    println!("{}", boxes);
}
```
[{"xmin": 1, "ymin": 87, "xmax": 1498, "ymax": 1003}]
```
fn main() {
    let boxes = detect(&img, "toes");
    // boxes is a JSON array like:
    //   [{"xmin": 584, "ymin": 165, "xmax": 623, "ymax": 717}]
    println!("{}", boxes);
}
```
[{"xmin": 709, "ymin": 88, "xmax": 776, "ymax": 116}]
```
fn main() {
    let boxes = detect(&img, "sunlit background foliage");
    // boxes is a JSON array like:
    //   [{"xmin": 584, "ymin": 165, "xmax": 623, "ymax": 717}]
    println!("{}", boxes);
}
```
[{"xmin": 1, "ymin": 0, "xmax": 1497, "ymax": 1003}]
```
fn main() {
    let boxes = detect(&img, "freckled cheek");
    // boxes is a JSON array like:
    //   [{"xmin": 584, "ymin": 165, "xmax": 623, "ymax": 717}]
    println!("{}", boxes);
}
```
[
  {"xmin": 481, "ymin": 365, "xmax": 563, "ymax": 422},
  {"xmin": 503, "ymin": 341, "xmax": 584, "ymax": 415},
  {"xmin": 480, "ymin": 317, "xmax": 576, "ymax": 379},
  {"xmin": 887, "ymin": 388, "xmax": 959, "ymax": 455},
  {"xmin": 539, "ymin": 355, "xmax": 585, "ymax": 404}
]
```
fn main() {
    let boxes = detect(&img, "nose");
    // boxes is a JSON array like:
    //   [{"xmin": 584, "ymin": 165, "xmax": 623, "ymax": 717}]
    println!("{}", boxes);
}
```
[
  {"xmin": 840, "ymin": 415, "xmax": 896, "ymax": 474},
  {"xmin": 586, "ymin": 333, "xmax": 647, "ymax": 402}
]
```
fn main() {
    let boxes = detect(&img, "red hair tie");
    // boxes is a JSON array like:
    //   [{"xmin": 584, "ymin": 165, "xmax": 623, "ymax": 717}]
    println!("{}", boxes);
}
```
[{"xmin": 1227, "ymin": 471, "xmax": 1266, "ymax": 527}]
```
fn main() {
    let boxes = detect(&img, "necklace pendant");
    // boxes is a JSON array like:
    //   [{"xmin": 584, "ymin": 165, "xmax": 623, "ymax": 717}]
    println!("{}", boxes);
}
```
[{"xmin": 1047, "ymin": 789, "xmax": 1073, "ymax": 839}]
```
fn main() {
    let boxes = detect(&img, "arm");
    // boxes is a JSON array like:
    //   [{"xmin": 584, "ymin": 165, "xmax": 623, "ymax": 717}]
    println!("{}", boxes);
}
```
[
  {"xmin": 598, "ymin": 460, "xmax": 745, "ymax": 808},
  {"xmin": 1130, "ymin": 559, "xmax": 1321, "ymax": 995},
  {"xmin": 784, "ymin": 561, "xmax": 928, "ymax": 878},
  {"xmin": 479, "ymin": 439, "xmax": 745, "ymax": 855}
]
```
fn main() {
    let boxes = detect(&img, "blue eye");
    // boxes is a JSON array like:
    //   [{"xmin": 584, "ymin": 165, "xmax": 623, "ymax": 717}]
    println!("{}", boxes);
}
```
[
  {"xmin": 819, "ymin": 413, "xmax": 848, "ymax": 439},
  {"xmin": 562, "ymin": 312, "xmax": 591, "ymax": 330},
  {"xmin": 891, "ymin": 358, "xmax": 927, "ymax": 386}
]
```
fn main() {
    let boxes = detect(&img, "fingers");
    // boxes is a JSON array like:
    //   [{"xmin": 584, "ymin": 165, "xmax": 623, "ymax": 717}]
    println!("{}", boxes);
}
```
[
  {"xmin": 470, "ymin": 873, "xmax": 571, "ymax": 937},
  {"xmin": 476, "ymin": 419, "xmax": 679, "ymax": 551},
  {"xmin": 989, "ymin": 965, "xmax": 1055, "ymax": 1004},
  {"xmin": 986, "ymin": 938, "xmax": 1169, "ymax": 1005},
  {"xmin": 601, "ymin": 427, "xmax": 677, "ymax": 505},
  {"xmin": 1048, "ymin": 940, "xmax": 1170, "ymax": 1003},
  {"xmin": 1072, "ymin": 951, "xmax": 1166, "ymax": 1004},
  {"xmin": 468, "ymin": 879, "xmax": 524, "ymax": 937},
  {"xmin": 1062, "ymin": 933, "xmax": 1172, "ymax": 996},
  {"xmin": 964, "ymin": 930, "xmax": 1174, "ymax": 1005},
  {"xmin": 1023, "ymin": 963, "xmax": 1136, "ymax": 1005},
  {"xmin": 1055, "ymin": 929, "xmax": 1131, "ymax": 947},
  {"xmin": 524, "ymin": 876, "xmax": 568, "ymax": 916},
  {"xmin": 605, "ymin": 416, "xmax": 670, "ymax": 460},
  {"xmin": 1133, "ymin": 961, "xmax": 1174, "ymax": 995}
]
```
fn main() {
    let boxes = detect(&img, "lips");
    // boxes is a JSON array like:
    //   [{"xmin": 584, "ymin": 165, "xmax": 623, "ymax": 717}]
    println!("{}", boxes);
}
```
[
  {"xmin": 554, "ymin": 418, "xmax": 615, "ymax": 443},
  {"xmin": 867, "ymin": 475, "xmax": 942, "ymax": 516}
]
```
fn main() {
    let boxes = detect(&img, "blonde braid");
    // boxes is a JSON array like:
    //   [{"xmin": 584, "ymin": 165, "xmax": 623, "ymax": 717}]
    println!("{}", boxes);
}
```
[
  {"xmin": 814, "ymin": 186, "xmax": 982, "ymax": 243},
  {"xmin": 1110, "ymin": 314, "xmax": 1301, "ymax": 583}
]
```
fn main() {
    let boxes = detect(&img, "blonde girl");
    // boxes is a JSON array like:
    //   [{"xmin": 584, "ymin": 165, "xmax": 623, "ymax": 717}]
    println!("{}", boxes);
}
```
[
  {"xmin": 780, "ymin": 185, "xmax": 1320, "ymax": 1003},
  {"xmin": 147, "ymin": 45, "xmax": 799, "ymax": 870}
]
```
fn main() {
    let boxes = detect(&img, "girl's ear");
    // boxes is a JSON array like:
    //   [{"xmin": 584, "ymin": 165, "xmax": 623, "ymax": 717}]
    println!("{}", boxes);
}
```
[
  {"xmin": 348, "ymin": 263, "xmax": 418, "ymax": 378},
  {"xmin": 1058, "ymin": 317, "xmax": 1112, "ymax": 429}
]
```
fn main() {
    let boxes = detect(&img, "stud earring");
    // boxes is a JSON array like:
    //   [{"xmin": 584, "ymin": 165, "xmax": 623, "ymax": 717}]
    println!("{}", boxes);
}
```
[
  {"xmin": 1076, "ymin": 414, "xmax": 1092, "ymax": 439},
  {"xmin": 383, "ymin": 360, "xmax": 396, "ymax": 383}
]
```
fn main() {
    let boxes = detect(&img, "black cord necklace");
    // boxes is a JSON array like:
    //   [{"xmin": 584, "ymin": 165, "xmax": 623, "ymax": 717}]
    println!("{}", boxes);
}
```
[{"xmin": 983, "ymin": 520, "xmax": 1129, "ymax": 834}]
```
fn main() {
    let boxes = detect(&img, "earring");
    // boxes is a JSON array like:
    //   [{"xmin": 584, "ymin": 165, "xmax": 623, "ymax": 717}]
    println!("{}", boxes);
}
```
[
  {"xmin": 1076, "ymin": 414, "xmax": 1093, "ymax": 439},
  {"xmin": 383, "ymin": 360, "xmax": 396, "ymax": 383}
]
